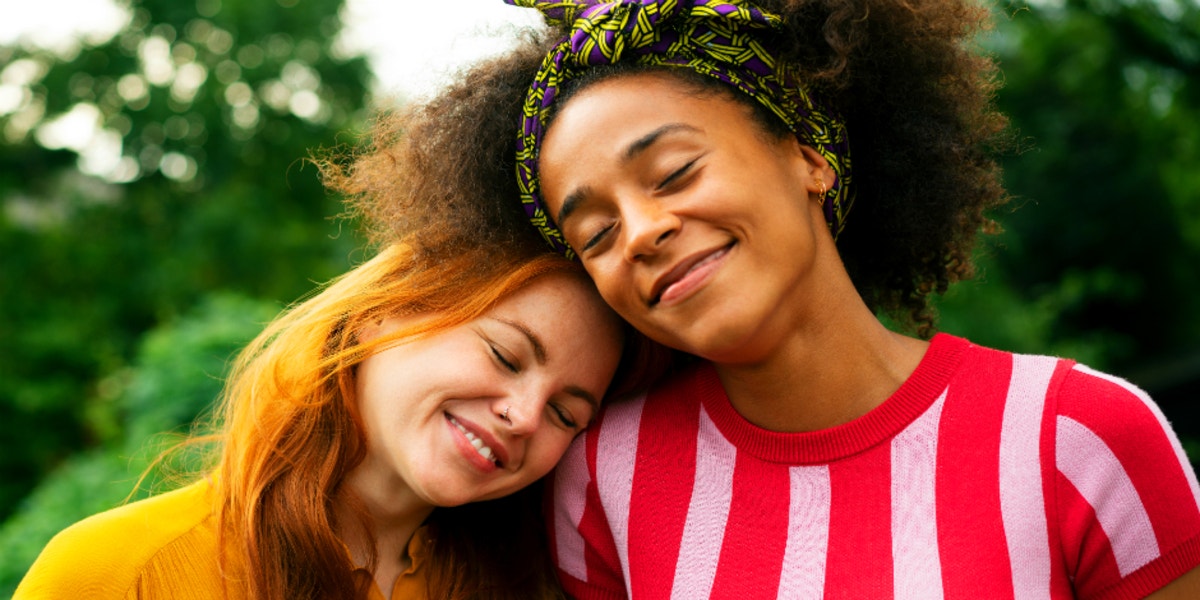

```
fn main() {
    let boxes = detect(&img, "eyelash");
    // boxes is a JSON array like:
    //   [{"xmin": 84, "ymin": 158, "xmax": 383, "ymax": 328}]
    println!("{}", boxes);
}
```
[
  {"xmin": 657, "ymin": 159, "xmax": 696, "ymax": 191},
  {"xmin": 551, "ymin": 404, "xmax": 579, "ymax": 429},
  {"xmin": 582, "ymin": 223, "xmax": 614, "ymax": 252},
  {"xmin": 490, "ymin": 345, "xmax": 518, "ymax": 373}
]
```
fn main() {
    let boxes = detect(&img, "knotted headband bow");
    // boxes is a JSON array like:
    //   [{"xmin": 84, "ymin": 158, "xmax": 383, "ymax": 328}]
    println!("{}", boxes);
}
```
[{"xmin": 506, "ymin": 0, "xmax": 853, "ymax": 258}]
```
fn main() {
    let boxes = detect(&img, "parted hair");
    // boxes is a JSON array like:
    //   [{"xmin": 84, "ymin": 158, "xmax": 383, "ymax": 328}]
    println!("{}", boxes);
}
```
[{"xmin": 352, "ymin": 0, "xmax": 1011, "ymax": 336}]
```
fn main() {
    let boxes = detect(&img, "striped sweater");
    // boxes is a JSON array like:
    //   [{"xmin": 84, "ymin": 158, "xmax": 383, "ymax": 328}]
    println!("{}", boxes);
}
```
[{"xmin": 550, "ymin": 334, "xmax": 1200, "ymax": 599}]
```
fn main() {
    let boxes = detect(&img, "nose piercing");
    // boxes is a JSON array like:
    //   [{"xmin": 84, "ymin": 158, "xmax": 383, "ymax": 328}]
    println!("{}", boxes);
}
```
[{"xmin": 501, "ymin": 406, "xmax": 511, "ymax": 423}]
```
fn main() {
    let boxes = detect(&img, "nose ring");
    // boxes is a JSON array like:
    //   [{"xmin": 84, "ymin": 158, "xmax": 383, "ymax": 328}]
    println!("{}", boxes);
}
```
[{"xmin": 501, "ymin": 406, "xmax": 511, "ymax": 423}]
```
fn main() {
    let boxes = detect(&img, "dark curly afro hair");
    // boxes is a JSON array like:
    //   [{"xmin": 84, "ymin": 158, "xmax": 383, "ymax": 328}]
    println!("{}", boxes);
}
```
[{"xmin": 329, "ymin": 0, "xmax": 1011, "ymax": 338}]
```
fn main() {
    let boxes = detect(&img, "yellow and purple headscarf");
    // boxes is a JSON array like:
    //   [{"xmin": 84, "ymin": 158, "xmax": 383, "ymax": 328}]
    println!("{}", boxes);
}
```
[
  {"xmin": 504, "ymin": 0, "xmax": 854, "ymax": 255},
  {"xmin": 506, "ymin": 0, "xmax": 853, "ymax": 258}
]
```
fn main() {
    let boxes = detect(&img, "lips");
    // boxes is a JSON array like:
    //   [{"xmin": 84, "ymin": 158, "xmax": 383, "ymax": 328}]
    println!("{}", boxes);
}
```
[
  {"xmin": 649, "ymin": 242, "xmax": 733, "ymax": 306},
  {"xmin": 446, "ymin": 413, "xmax": 510, "ymax": 468}
]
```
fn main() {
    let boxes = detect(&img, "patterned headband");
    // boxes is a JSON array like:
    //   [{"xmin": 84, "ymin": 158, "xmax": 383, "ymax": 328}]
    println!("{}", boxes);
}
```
[{"xmin": 505, "ymin": 0, "xmax": 853, "ymax": 258}]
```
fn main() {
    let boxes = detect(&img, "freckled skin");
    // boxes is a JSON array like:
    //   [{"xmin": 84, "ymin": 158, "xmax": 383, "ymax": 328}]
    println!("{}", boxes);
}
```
[{"xmin": 347, "ymin": 272, "xmax": 623, "ymax": 510}]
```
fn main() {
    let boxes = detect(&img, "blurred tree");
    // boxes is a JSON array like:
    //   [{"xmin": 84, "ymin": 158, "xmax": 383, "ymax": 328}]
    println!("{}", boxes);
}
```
[
  {"xmin": 939, "ymin": 0, "xmax": 1200, "ymax": 444},
  {"xmin": 0, "ymin": 292, "xmax": 279, "ymax": 596},
  {"xmin": 0, "ymin": 0, "xmax": 369, "ymax": 520}
]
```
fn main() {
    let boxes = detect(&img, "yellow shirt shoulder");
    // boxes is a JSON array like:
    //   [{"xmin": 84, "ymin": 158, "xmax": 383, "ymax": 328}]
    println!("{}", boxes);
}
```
[
  {"xmin": 15, "ymin": 479, "xmax": 430, "ymax": 599},
  {"xmin": 13, "ymin": 480, "xmax": 238, "ymax": 600}
]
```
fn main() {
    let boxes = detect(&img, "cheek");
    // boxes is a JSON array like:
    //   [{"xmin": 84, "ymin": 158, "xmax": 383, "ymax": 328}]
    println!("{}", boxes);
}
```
[
  {"xmin": 528, "ymin": 433, "xmax": 577, "ymax": 475},
  {"xmin": 585, "ymin": 262, "xmax": 640, "ymax": 315}
]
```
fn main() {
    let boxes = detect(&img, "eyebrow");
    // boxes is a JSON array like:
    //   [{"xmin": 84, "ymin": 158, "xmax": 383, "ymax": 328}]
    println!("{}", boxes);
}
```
[
  {"xmin": 555, "ymin": 123, "xmax": 701, "ymax": 227},
  {"xmin": 565, "ymin": 385, "xmax": 601, "ymax": 412},
  {"xmin": 495, "ymin": 318, "xmax": 547, "ymax": 365},
  {"xmin": 493, "ymin": 318, "xmax": 601, "ymax": 411}
]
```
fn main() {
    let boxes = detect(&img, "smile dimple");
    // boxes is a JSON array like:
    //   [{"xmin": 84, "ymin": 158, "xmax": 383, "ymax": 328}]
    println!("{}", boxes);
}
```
[{"xmin": 448, "ymin": 415, "xmax": 499, "ymax": 465}]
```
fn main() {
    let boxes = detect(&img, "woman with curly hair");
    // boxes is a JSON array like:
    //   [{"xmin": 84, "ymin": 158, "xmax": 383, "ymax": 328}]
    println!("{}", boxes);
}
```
[
  {"xmin": 14, "ymin": 147, "xmax": 663, "ymax": 598},
  {"xmin": 354, "ymin": 0, "xmax": 1200, "ymax": 597}
]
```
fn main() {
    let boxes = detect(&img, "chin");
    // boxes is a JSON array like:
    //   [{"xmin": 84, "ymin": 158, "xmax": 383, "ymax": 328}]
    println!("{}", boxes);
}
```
[
  {"xmin": 429, "ymin": 492, "xmax": 480, "ymax": 508},
  {"xmin": 467, "ymin": 487, "xmax": 516, "ymax": 504},
  {"xmin": 686, "ymin": 325, "xmax": 765, "ymax": 364},
  {"xmin": 418, "ymin": 483, "xmax": 485, "ymax": 509}
]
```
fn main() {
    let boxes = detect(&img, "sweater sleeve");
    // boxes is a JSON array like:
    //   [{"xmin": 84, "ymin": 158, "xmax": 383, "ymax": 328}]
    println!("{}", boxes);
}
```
[
  {"xmin": 1050, "ymin": 363, "xmax": 1200, "ymax": 600},
  {"xmin": 548, "ymin": 430, "xmax": 629, "ymax": 600}
]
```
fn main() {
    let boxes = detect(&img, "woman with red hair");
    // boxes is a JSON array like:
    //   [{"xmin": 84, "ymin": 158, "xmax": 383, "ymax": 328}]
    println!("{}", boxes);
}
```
[
  {"xmin": 17, "ymin": 241, "xmax": 633, "ymax": 600},
  {"xmin": 15, "ymin": 240, "xmax": 633, "ymax": 599},
  {"xmin": 14, "ymin": 106, "xmax": 661, "ymax": 598}
]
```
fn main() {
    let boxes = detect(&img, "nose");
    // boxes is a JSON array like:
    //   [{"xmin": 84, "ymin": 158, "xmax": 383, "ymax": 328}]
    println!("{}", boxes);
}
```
[
  {"xmin": 494, "ymin": 391, "xmax": 545, "ymax": 437},
  {"xmin": 622, "ymin": 197, "xmax": 679, "ymax": 262}
]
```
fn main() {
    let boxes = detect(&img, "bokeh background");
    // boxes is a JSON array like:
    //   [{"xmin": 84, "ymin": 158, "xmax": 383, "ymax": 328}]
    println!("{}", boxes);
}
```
[{"xmin": 1, "ymin": 0, "xmax": 1197, "ymax": 592}]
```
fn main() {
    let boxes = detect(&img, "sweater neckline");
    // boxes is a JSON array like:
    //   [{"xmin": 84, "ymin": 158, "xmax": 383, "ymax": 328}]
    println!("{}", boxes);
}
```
[{"xmin": 693, "ymin": 333, "xmax": 969, "ymax": 464}]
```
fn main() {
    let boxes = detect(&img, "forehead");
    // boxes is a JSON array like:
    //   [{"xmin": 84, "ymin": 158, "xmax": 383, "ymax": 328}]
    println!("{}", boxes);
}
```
[
  {"xmin": 552, "ymin": 72, "xmax": 726, "ymax": 129},
  {"xmin": 490, "ymin": 272, "xmax": 618, "ymax": 337},
  {"xmin": 492, "ymin": 273, "xmax": 623, "ymax": 388},
  {"xmin": 541, "ymin": 71, "xmax": 768, "ymax": 164},
  {"xmin": 538, "ymin": 74, "xmax": 765, "ymax": 207}
]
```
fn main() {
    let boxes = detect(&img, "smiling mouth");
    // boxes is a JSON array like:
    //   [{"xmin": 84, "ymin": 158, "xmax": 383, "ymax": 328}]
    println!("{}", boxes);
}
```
[
  {"xmin": 650, "ymin": 242, "xmax": 734, "ymax": 306},
  {"xmin": 448, "ymin": 415, "xmax": 501, "ymax": 466}
]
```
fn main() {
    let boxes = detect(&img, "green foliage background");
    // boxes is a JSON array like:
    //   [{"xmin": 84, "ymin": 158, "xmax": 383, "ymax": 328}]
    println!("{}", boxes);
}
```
[
  {"xmin": 0, "ymin": 0, "xmax": 369, "ymax": 591},
  {"xmin": 1, "ymin": 0, "xmax": 1198, "ymax": 593}
]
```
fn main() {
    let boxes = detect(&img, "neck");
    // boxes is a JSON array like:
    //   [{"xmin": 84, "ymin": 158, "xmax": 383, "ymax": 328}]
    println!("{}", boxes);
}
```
[
  {"xmin": 715, "ymin": 315, "xmax": 928, "ymax": 432},
  {"xmin": 335, "ymin": 465, "xmax": 435, "ymax": 598},
  {"xmin": 714, "ymin": 231, "xmax": 929, "ymax": 433}
]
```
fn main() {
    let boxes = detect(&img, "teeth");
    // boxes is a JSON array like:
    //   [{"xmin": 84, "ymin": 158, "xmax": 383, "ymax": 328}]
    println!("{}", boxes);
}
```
[
  {"xmin": 688, "ymin": 250, "xmax": 722, "ymax": 274},
  {"xmin": 448, "ymin": 416, "xmax": 499, "ymax": 465}
]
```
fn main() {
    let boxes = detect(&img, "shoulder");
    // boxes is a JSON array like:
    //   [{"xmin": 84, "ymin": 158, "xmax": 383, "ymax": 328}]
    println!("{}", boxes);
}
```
[
  {"xmin": 1045, "ymin": 364, "xmax": 1200, "ymax": 598},
  {"xmin": 600, "ymin": 361, "xmax": 714, "ymax": 423},
  {"xmin": 1051, "ymin": 362, "xmax": 1176, "ymax": 447},
  {"xmin": 960, "ymin": 342, "xmax": 1188, "ymax": 467},
  {"xmin": 577, "ymin": 362, "xmax": 716, "ymax": 459},
  {"xmin": 1048, "ymin": 362, "xmax": 1199, "ymax": 509},
  {"xmin": 14, "ymin": 480, "xmax": 220, "ymax": 599},
  {"xmin": 945, "ymin": 339, "xmax": 1195, "ymax": 490}
]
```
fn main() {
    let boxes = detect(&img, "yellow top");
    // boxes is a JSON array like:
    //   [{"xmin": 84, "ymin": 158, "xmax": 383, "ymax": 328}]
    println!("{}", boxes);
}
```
[{"xmin": 13, "ymin": 479, "xmax": 428, "ymax": 599}]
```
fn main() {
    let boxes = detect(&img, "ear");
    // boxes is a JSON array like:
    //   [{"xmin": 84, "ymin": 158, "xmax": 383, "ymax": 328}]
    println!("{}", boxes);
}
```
[{"xmin": 796, "ymin": 145, "xmax": 833, "ymax": 197}]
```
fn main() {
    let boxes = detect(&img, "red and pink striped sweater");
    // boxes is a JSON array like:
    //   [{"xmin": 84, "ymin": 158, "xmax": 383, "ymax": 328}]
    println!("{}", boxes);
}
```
[{"xmin": 550, "ymin": 334, "xmax": 1200, "ymax": 599}]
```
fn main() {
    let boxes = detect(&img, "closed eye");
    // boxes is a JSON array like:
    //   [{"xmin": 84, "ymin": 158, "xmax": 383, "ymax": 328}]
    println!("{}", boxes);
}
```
[
  {"xmin": 551, "ymin": 403, "xmax": 579, "ymax": 429},
  {"xmin": 657, "ymin": 159, "xmax": 697, "ymax": 191},
  {"xmin": 490, "ymin": 345, "xmax": 519, "ymax": 373},
  {"xmin": 581, "ymin": 223, "xmax": 614, "ymax": 252}
]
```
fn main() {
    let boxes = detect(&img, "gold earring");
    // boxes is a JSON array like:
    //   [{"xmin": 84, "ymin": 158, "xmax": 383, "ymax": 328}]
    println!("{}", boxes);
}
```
[{"xmin": 816, "ymin": 176, "xmax": 827, "ymax": 201}]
